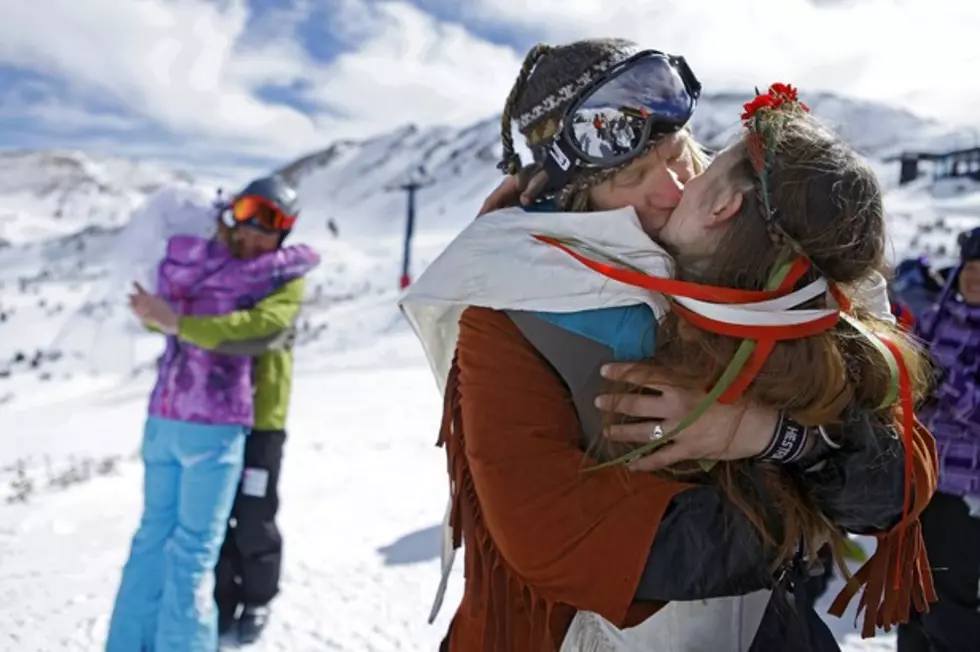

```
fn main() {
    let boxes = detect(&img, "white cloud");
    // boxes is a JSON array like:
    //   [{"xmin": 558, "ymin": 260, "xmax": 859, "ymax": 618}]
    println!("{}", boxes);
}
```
[
  {"xmin": 302, "ymin": 2, "xmax": 521, "ymax": 130},
  {"xmin": 467, "ymin": 0, "xmax": 980, "ymax": 126},
  {"xmin": 3, "ymin": 102, "xmax": 144, "ymax": 134},
  {"xmin": 0, "ymin": 0, "xmax": 976, "ymax": 182},
  {"xmin": 0, "ymin": 0, "xmax": 318, "ymax": 153},
  {"xmin": 0, "ymin": 76, "xmax": 142, "ymax": 133},
  {"xmin": 0, "ymin": 0, "xmax": 520, "ymax": 171}
]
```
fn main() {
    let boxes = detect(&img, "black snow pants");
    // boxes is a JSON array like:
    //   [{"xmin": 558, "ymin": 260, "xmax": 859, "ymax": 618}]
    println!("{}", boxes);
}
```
[
  {"xmin": 897, "ymin": 491, "xmax": 980, "ymax": 652},
  {"xmin": 215, "ymin": 429, "xmax": 286, "ymax": 614}
]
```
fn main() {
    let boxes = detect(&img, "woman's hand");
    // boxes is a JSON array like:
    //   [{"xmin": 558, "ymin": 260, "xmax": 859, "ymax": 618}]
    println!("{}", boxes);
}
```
[
  {"xmin": 478, "ymin": 176, "xmax": 522, "ymax": 217},
  {"xmin": 596, "ymin": 362, "xmax": 779, "ymax": 472},
  {"xmin": 477, "ymin": 166, "xmax": 551, "ymax": 217},
  {"xmin": 129, "ymin": 283, "xmax": 179, "ymax": 334}
]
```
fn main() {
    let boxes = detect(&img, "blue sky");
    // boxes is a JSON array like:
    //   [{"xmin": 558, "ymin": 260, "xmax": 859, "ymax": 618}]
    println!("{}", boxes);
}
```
[{"xmin": 1, "ymin": 0, "xmax": 978, "ymax": 185}]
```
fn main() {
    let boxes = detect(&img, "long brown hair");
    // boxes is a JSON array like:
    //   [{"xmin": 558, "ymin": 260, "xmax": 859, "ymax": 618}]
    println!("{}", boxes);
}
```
[{"xmin": 637, "ymin": 112, "xmax": 930, "ymax": 569}]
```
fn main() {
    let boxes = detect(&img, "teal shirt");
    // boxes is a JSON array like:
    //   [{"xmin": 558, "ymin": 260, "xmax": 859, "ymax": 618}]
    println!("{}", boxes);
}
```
[
  {"xmin": 532, "ymin": 305, "xmax": 657, "ymax": 360},
  {"xmin": 522, "ymin": 200, "xmax": 658, "ymax": 360}
]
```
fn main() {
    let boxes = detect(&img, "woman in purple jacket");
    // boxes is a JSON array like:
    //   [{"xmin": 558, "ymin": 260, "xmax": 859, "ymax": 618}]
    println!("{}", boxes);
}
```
[
  {"xmin": 105, "ymin": 181, "xmax": 319, "ymax": 652},
  {"xmin": 898, "ymin": 227, "xmax": 980, "ymax": 652}
]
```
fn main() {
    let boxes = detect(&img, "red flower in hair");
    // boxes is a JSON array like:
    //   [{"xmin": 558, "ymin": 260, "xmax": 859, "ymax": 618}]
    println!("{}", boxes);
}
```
[
  {"xmin": 741, "ymin": 82, "xmax": 810, "ymax": 122},
  {"xmin": 768, "ymin": 83, "xmax": 798, "ymax": 101},
  {"xmin": 741, "ymin": 93, "xmax": 776, "ymax": 121},
  {"xmin": 769, "ymin": 83, "xmax": 810, "ymax": 111}
]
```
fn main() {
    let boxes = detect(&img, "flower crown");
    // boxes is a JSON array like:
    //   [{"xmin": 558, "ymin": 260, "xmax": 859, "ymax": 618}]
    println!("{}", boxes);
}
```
[
  {"xmin": 740, "ymin": 83, "xmax": 810, "ymax": 251},
  {"xmin": 741, "ymin": 83, "xmax": 810, "ymax": 168}
]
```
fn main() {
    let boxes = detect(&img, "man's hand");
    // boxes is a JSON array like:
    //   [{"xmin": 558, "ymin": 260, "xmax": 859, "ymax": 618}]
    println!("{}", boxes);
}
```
[
  {"xmin": 596, "ymin": 362, "xmax": 779, "ymax": 472},
  {"xmin": 129, "ymin": 283, "xmax": 179, "ymax": 334}
]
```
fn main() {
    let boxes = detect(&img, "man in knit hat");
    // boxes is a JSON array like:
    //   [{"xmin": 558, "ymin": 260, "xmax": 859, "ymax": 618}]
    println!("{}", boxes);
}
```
[{"xmin": 897, "ymin": 226, "xmax": 980, "ymax": 652}]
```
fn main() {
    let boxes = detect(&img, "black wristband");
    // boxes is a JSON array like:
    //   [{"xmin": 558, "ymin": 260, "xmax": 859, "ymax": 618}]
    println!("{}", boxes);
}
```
[{"xmin": 756, "ymin": 412, "xmax": 810, "ymax": 463}]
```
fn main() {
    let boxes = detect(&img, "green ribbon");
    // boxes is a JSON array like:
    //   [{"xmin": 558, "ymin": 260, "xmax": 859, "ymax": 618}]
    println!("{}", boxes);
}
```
[
  {"xmin": 589, "ymin": 247, "xmax": 796, "ymax": 472},
  {"xmin": 838, "ymin": 313, "xmax": 901, "ymax": 410}
]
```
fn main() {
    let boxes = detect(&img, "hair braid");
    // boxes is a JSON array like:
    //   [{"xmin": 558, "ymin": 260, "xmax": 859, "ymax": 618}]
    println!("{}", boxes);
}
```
[
  {"xmin": 760, "ymin": 192, "xmax": 826, "ymax": 282},
  {"xmin": 498, "ymin": 44, "xmax": 552, "ymax": 175}
]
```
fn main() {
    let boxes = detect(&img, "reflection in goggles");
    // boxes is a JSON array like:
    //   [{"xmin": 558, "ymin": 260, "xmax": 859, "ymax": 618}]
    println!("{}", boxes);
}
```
[{"xmin": 566, "ymin": 56, "xmax": 696, "ymax": 165}]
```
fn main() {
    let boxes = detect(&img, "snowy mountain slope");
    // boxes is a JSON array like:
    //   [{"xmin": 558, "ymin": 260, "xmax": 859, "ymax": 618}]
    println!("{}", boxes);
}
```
[
  {"xmin": 690, "ymin": 91, "xmax": 979, "ymax": 158},
  {"xmin": 282, "ymin": 119, "xmax": 504, "ymax": 246},
  {"xmin": 0, "ymin": 150, "xmax": 194, "ymax": 246}
]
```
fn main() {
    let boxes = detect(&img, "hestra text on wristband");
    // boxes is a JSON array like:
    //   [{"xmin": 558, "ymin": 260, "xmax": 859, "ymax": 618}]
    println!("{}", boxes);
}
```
[{"xmin": 756, "ymin": 412, "xmax": 810, "ymax": 463}]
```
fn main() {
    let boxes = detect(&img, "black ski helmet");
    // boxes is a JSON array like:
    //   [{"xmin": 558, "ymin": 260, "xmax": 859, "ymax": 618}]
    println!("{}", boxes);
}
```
[{"xmin": 223, "ymin": 175, "xmax": 300, "ymax": 245}]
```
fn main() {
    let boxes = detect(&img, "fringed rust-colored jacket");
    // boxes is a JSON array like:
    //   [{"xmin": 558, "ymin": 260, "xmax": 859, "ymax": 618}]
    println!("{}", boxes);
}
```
[{"xmin": 439, "ymin": 307, "xmax": 937, "ymax": 651}]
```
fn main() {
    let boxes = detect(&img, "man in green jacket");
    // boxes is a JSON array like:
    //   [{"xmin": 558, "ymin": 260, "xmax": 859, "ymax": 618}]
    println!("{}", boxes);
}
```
[
  {"xmin": 172, "ymin": 176, "xmax": 309, "ymax": 644},
  {"xmin": 180, "ymin": 278, "xmax": 302, "ymax": 644}
]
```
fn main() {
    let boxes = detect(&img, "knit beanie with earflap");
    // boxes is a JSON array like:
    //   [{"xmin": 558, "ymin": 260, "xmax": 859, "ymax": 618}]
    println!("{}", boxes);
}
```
[
  {"xmin": 959, "ymin": 226, "xmax": 980, "ymax": 262},
  {"xmin": 499, "ymin": 39, "xmax": 646, "ymax": 210}
]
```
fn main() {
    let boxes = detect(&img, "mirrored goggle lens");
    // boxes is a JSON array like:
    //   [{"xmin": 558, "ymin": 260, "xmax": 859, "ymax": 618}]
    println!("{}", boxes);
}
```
[
  {"xmin": 567, "ymin": 56, "xmax": 695, "ymax": 163},
  {"xmin": 232, "ymin": 196, "xmax": 293, "ymax": 231}
]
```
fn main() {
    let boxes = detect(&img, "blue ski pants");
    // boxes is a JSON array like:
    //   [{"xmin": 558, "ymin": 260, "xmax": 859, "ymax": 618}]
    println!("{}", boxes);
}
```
[{"xmin": 106, "ymin": 416, "xmax": 246, "ymax": 651}]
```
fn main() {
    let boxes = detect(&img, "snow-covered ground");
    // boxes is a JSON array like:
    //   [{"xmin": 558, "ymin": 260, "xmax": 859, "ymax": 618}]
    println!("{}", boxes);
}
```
[
  {"xmin": 0, "ymin": 324, "xmax": 465, "ymax": 652},
  {"xmin": 0, "ymin": 308, "xmax": 894, "ymax": 652}
]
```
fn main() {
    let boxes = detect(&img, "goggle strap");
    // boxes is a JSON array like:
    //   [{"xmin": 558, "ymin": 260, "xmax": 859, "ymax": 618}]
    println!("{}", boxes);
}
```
[
  {"xmin": 537, "ymin": 138, "xmax": 581, "ymax": 198},
  {"xmin": 670, "ymin": 55, "xmax": 702, "ymax": 98}
]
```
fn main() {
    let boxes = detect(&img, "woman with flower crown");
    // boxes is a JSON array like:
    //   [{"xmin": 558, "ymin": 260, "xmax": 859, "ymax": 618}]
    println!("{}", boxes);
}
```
[{"xmin": 401, "ymin": 39, "xmax": 938, "ymax": 652}]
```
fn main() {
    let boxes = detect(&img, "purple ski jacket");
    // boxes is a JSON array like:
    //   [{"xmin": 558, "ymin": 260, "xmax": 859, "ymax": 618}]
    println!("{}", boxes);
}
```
[
  {"xmin": 147, "ymin": 235, "xmax": 320, "ymax": 425},
  {"xmin": 916, "ymin": 266, "xmax": 980, "ymax": 497}
]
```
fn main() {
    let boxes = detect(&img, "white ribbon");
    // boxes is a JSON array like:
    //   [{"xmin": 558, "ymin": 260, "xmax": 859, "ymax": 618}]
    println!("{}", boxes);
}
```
[{"xmin": 672, "ymin": 278, "xmax": 838, "ymax": 328}]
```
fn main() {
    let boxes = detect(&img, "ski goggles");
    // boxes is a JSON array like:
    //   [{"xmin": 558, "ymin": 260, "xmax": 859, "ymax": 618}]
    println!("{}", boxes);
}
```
[
  {"xmin": 542, "ymin": 49, "xmax": 701, "ymax": 181},
  {"xmin": 224, "ymin": 194, "xmax": 297, "ymax": 233}
]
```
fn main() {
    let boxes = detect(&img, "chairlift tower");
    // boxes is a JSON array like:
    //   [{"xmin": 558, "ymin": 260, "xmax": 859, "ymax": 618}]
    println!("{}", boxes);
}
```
[{"xmin": 386, "ymin": 166, "xmax": 435, "ymax": 290}]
